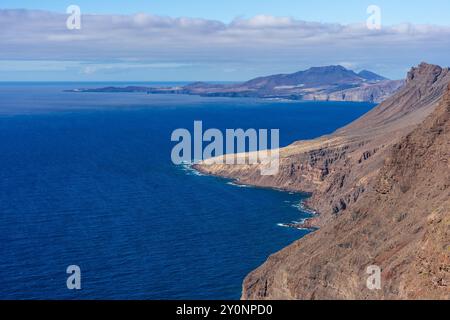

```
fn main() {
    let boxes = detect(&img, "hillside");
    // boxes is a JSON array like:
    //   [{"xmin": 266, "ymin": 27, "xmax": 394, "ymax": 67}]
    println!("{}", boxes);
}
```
[
  {"xmin": 243, "ymin": 65, "xmax": 367, "ymax": 89},
  {"xmin": 242, "ymin": 81, "xmax": 450, "ymax": 300},
  {"xmin": 195, "ymin": 62, "xmax": 450, "ymax": 299},
  {"xmin": 73, "ymin": 65, "xmax": 404, "ymax": 103}
]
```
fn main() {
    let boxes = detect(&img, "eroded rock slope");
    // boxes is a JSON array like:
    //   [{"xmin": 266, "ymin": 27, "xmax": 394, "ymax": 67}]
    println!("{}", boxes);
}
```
[{"xmin": 196, "ymin": 63, "xmax": 450, "ymax": 299}]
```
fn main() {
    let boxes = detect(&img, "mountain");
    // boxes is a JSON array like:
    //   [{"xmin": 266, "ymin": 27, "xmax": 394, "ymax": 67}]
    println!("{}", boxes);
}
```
[
  {"xmin": 73, "ymin": 65, "xmax": 404, "ymax": 104},
  {"xmin": 195, "ymin": 63, "xmax": 450, "ymax": 299},
  {"xmin": 358, "ymin": 70, "xmax": 388, "ymax": 81},
  {"xmin": 243, "ymin": 65, "xmax": 365, "ymax": 89}
]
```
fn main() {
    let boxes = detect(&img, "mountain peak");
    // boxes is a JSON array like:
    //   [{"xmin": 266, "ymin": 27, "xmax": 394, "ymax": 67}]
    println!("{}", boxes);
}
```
[
  {"xmin": 307, "ymin": 65, "xmax": 348, "ymax": 71},
  {"xmin": 407, "ymin": 62, "xmax": 445, "ymax": 83},
  {"xmin": 303, "ymin": 65, "xmax": 353, "ymax": 74}
]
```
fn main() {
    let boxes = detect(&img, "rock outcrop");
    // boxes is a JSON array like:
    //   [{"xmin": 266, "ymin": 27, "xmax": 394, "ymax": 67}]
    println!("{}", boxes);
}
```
[{"xmin": 196, "ymin": 63, "xmax": 450, "ymax": 299}]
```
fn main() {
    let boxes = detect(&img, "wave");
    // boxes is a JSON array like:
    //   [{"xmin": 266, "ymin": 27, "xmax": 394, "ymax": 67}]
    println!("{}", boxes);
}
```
[
  {"xmin": 291, "ymin": 201, "xmax": 317, "ymax": 215},
  {"xmin": 277, "ymin": 221, "xmax": 310, "ymax": 231},
  {"xmin": 226, "ymin": 181, "xmax": 253, "ymax": 188},
  {"xmin": 178, "ymin": 162, "xmax": 205, "ymax": 176}
]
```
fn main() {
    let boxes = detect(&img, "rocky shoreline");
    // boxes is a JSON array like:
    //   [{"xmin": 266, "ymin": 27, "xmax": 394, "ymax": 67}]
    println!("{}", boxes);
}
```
[
  {"xmin": 193, "ymin": 163, "xmax": 320, "ymax": 230},
  {"xmin": 195, "ymin": 63, "xmax": 450, "ymax": 300}
]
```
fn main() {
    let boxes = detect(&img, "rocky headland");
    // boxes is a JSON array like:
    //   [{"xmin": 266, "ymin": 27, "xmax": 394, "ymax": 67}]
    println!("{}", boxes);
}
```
[{"xmin": 195, "ymin": 62, "xmax": 450, "ymax": 299}]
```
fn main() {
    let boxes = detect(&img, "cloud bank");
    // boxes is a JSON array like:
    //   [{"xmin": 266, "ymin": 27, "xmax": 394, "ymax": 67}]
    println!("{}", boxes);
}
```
[{"xmin": 1, "ymin": 9, "xmax": 450, "ymax": 80}]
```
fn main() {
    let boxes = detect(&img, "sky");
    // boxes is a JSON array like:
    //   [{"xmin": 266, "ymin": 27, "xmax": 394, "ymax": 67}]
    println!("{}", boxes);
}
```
[
  {"xmin": 1, "ymin": 0, "xmax": 450, "ymax": 81},
  {"xmin": 3, "ymin": 0, "xmax": 450, "ymax": 26}
]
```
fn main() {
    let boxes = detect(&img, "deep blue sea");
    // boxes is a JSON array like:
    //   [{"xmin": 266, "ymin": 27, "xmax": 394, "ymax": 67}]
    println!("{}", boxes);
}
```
[{"xmin": 0, "ymin": 82, "xmax": 374, "ymax": 300}]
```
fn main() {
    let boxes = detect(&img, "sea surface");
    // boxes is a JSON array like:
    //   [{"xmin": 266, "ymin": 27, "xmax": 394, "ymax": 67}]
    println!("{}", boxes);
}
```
[{"xmin": 0, "ymin": 82, "xmax": 374, "ymax": 299}]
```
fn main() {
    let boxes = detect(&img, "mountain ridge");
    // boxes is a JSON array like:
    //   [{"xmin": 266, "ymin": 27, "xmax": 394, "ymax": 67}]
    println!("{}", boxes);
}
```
[
  {"xmin": 242, "ymin": 81, "xmax": 450, "ymax": 300},
  {"xmin": 195, "ymin": 62, "xmax": 450, "ymax": 299},
  {"xmin": 72, "ymin": 65, "xmax": 403, "ymax": 104},
  {"xmin": 358, "ymin": 69, "xmax": 388, "ymax": 81}
]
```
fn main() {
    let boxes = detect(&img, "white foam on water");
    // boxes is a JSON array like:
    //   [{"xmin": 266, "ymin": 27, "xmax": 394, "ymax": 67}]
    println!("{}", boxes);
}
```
[
  {"xmin": 178, "ymin": 162, "xmax": 205, "ymax": 176},
  {"xmin": 276, "ymin": 222, "xmax": 310, "ymax": 231},
  {"xmin": 226, "ymin": 181, "xmax": 252, "ymax": 188},
  {"xmin": 291, "ymin": 201, "xmax": 317, "ymax": 215}
]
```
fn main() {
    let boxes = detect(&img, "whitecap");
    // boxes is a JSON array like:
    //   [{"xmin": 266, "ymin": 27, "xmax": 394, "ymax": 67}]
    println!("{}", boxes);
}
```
[
  {"xmin": 276, "ymin": 222, "xmax": 311, "ymax": 231},
  {"xmin": 178, "ymin": 162, "xmax": 205, "ymax": 176},
  {"xmin": 226, "ymin": 181, "xmax": 252, "ymax": 188},
  {"xmin": 291, "ymin": 201, "xmax": 317, "ymax": 214}
]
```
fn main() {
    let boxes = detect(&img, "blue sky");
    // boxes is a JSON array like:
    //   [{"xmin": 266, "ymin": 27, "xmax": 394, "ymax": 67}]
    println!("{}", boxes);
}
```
[{"xmin": 1, "ymin": 1, "xmax": 450, "ymax": 81}]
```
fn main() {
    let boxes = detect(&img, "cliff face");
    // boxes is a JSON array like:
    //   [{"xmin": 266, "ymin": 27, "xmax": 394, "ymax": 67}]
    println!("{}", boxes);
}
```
[
  {"xmin": 302, "ymin": 80, "xmax": 404, "ymax": 103},
  {"xmin": 197, "ymin": 63, "xmax": 450, "ymax": 224},
  {"xmin": 242, "ymin": 83, "xmax": 450, "ymax": 300},
  {"xmin": 195, "ymin": 63, "xmax": 450, "ymax": 299}
]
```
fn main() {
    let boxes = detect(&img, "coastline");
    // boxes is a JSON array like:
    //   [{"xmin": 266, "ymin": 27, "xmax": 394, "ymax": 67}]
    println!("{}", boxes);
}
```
[
  {"xmin": 192, "ymin": 163, "xmax": 321, "ymax": 231},
  {"xmin": 194, "ymin": 63, "xmax": 450, "ymax": 300}
]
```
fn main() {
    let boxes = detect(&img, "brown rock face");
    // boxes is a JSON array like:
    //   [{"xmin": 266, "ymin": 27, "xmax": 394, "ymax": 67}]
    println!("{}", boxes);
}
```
[
  {"xmin": 196, "ymin": 63, "xmax": 450, "ymax": 223},
  {"xmin": 242, "ymin": 83, "xmax": 450, "ymax": 300},
  {"xmin": 196, "ymin": 63, "xmax": 450, "ymax": 299}
]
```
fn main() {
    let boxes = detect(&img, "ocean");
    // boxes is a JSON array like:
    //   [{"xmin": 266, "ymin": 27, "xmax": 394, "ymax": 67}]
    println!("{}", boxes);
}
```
[{"xmin": 0, "ymin": 82, "xmax": 374, "ymax": 299}]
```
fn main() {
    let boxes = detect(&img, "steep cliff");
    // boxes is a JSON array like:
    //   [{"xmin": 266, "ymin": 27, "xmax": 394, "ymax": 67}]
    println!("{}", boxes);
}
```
[
  {"xmin": 241, "ymin": 82, "xmax": 450, "ymax": 300},
  {"xmin": 195, "ymin": 63, "xmax": 450, "ymax": 299},
  {"xmin": 196, "ymin": 63, "xmax": 450, "ymax": 225}
]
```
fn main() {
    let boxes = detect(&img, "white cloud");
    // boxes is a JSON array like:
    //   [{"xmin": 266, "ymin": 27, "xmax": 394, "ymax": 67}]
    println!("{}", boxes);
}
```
[
  {"xmin": 338, "ymin": 62, "xmax": 358, "ymax": 70},
  {"xmin": 0, "ymin": 9, "xmax": 450, "ymax": 79},
  {"xmin": 230, "ymin": 15, "xmax": 295, "ymax": 28}
]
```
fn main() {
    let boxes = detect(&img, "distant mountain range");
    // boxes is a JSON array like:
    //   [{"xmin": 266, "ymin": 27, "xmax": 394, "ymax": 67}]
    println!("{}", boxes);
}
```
[
  {"xmin": 240, "ymin": 65, "xmax": 386, "ymax": 89},
  {"xmin": 72, "ymin": 65, "xmax": 404, "ymax": 104}
]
